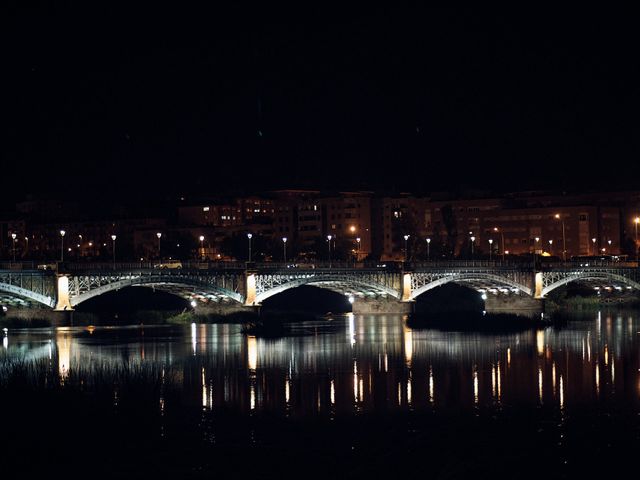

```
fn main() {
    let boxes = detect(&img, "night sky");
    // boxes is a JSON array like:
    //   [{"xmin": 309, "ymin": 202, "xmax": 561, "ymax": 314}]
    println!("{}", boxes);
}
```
[{"xmin": 4, "ymin": 6, "xmax": 640, "ymax": 201}]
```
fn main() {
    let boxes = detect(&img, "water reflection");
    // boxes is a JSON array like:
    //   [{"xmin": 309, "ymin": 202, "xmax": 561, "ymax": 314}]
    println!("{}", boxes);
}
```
[{"xmin": 2, "ymin": 311, "xmax": 640, "ymax": 415}]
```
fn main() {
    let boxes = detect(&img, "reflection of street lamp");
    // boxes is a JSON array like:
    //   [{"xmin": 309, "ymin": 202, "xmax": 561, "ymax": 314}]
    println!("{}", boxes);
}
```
[
  {"xmin": 156, "ymin": 232, "xmax": 162, "ymax": 258},
  {"xmin": 111, "ymin": 235, "xmax": 117, "ymax": 265},
  {"xmin": 470, "ymin": 236, "xmax": 475, "ymax": 258},
  {"xmin": 11, "ymin": 233, "xmax": 16, "ymax": 262},
  {"xmin": 247, "ymin": 233, "xmax": 252, "ymax": 261},
  {"xmin": 426, "ymin": 238, "xmax": 431, "ymax": 260},
  {"xmin": 403, "ymin": 235, "xmax": 410, "ymax": 261},
  {"xmin": 199, "ymin": 235, "xmax": 205, "ymax": 260},
  {"xmin": 60, "ymin": 230, "xmax": 66, "ymax": 262},
  {"xmin": 282, "ymin": 237, "xmax": 287, "ymax": 263},
  {"xmin": 488, "ymin": 239, "xmax": 493, "ymax": 261}
]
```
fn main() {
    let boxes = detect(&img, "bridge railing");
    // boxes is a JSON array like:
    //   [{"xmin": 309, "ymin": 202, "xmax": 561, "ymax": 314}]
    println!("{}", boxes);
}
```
[
  {"xmin": 18, "ymin": 259, "xmax": 636, "ymax": 273},
  {"xmin": 0, "ymin": 261, "xmax": 38, "ymax": 271},
  {"xmin": 540, "ymin": 261, "xmax": 639, "ymax": 269},
  {"xmin": 408, "ymin": 260, "xmax": 535, "ymax": 269},
  {"xmin": 61, "ymin": 261, "xmax": 248, "ymax": 271}
]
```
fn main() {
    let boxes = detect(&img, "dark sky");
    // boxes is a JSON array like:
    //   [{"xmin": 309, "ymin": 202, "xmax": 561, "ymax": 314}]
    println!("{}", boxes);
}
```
[{"xmin": 4, "ymin": 5, "xmax": 640, "ymax": 201}]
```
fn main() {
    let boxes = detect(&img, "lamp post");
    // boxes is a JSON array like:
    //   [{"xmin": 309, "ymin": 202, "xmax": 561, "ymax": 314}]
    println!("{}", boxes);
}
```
[
  {"xmin": 24, "ymin": 236, "xmax": 29, "ymax": 259},
  {"xmin": 607, "ymin": 239, "xmax": 612, "ymax": 256},
  {"xmin": 554, "ymin": 214, "xmax": 566, "ymax": 261},
  {"xmin": 111, "ymin": 235, "xmax": 117, "ymax": 266},
  {"xmin": 327, "ymin": 235, "xmax": 332, "ymax": 267},
  {"xmin": 548, "ymin": 239, "xmax": 553, "ymax": 256},
  {"xmin": 156, "ymin": 232, "xmax": 162, "ymax": 259},
  {"xmin": 470, "ymin": 236, "xmax": 475, "ymax": 258},
  {"xmin": 426, "ymin": 238, "xmax": 431, "ymax": 261},
  {"xmin": 11, "ymin": 233, "xmax": 16, "ymax": 263},
  {"xmin": 634, "ymin": 217, "xmax": 639, "ymax": 264},
  {"xmin": 60, "ymin": 230, "xmax": 66, "ymax": 262},
  {"xmin": 282, "ymin": 237, "xmax": 287, "ymax": 263},
  {"xmin": 488, "ymin": 239, "xmax": 493, "ymax": 261},
  {"xmin": 199, "ymin": 236, "xmax": 205, "ymax": 260},
  {"xmin": 494, "ymin": 227, "xmax": 505, "ymax": 261},
  {"xmin": 247, "ymin": 233, "xmax": 252, "ymax": 262},
  {"xmin": 403, "ymin": 235, "xmax": 410, "ymax": 262},
  {"xmin": 356, "ymin": 237, "xmax": 361, "ymax": 263},
  {"xmin": 592, "ymin": 237, "xmax": 597, "ymax": 257}
]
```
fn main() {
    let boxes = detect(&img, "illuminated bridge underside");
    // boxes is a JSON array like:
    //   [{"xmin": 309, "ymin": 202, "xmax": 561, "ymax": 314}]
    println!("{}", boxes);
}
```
[
  {"xmin": 0, "ymin": 272, "xmax": 56, "ymax": 308},
  {"xmin": 410, "ymin": 272, "xmax": 533, "ymax": 299},
  {"xmin": 254, "ymin": 273, "xmax": 401, "ymax": 304},
  {"xmin": 68, "ymin": 274, "xmax": 243, "ymax": 306},
  {"xmin": 0, "ymin": 292, "xmax": 50, "ymax": 308},
  {"xmin": 129, "ymin": 283, "xmax": 242, "ymax": 304},
  {"xmin": 541, "ymin": 271, "xmax": 640, "ymax": 297}
]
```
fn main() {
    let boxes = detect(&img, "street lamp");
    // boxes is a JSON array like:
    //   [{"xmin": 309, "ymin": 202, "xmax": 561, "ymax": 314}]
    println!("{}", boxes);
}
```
[
  {"xmin": 634, "ymin": 217, "xmax": 640, "ymax": 263},
  {"xmin": 111, "ymin": 235, "xmax": 117, "ymax": 265},
  {"xmin": 426, "ymin": 238, "xmax": 431, "ymax": 260},
  {"xmin": 327, "ymin": 235, "xmax": 332, "ymax": 266},
  {"xmin": 488, "ymin": 239, "xmax": 493, "ymax": 261},
  {"xmin": 493, "ymin": 227, "xmax": 505, "ymax": 261},
  {"xmin": 282, "ymin": 237, "xmax": 287, "ymax": 263},
  {"xmin": 554, "ymin": 214, "xmax": 566, "ymax": 261},
  {"xmin": 60, "ymin": 230, "xmax": 66, "ymax": 262},
  {"xmin": 356, "ymin": 237, "xmax": 361, "ymax": 262},
  {"xmin": 403, "ymin": 234, "xmax": 410, "ymax": 262},
  {"xmin": 548, "ymin": 239, "xmax": 553, "ymax": 256},
  {"xmin": 607, "ymin": 239, "xmax": 612, "ymax": 256},
  {"xmin": 156, "ymin": 232, "xmax": 162, "ymax": 258},
  {"xmin": 199, "ymin": 235, "xmax": 205, "ymax": 260},
  {"xmin": 24, "ymin": 236, "xmax": 29, "ymax": 259},
  {"xmin": 470, "ymin": 236, "xmax": 475, "ymax": 258},
  {"xmin": 11, "ymin": 233, "xmax": 16, "ymax": 263},
  {"xmin": 247, "ymin": 233, "xmax": 252, "ymax": 262},
  {"xmin": 591, "ymin": 238, "xmax": 597, "ymax": 257}
]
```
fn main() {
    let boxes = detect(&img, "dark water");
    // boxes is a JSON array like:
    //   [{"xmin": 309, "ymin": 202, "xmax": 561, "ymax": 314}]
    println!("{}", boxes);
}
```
[{"xmin": 1, "ymin": 311, "xmax": 640, "ymax": 478}]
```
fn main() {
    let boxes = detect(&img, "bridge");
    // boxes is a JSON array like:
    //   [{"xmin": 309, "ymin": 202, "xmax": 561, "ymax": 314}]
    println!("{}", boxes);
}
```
[{"xmin": 0, "ymin": 261, "xmax": 638, "ymax": 315}]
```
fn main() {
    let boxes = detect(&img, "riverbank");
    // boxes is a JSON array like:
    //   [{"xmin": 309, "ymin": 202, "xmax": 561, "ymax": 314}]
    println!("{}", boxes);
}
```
[{"xmin": 0, "ymin": 308, "xmax": 325, "ymax": 329}]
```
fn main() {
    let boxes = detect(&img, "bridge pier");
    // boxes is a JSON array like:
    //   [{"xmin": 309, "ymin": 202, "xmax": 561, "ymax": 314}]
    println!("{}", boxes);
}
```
[
  {"xmin": 54, "ymin": 275, "xmax": 74, "ymax": 312},
  {"xmin": 352, "ymin": 296, "xmax": 414, "ymax": 314},
  {"xmin": 484, "ymin": 294, "xmax": 544, "ymax": 315}
]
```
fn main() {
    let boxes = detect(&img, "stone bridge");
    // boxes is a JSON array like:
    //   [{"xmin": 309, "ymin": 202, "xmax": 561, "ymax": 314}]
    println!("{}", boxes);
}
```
[{"xmin": 0, "ymin": 261, "xmax": 638, "ymax": 314}]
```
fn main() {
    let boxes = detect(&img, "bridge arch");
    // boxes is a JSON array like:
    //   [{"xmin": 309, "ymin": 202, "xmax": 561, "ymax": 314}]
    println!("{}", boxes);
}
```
[
  {"xmin": 254, "ymin": 274, "xmax": 401, "ymax": 304},
  {"xmin": 70, "ymin": 276, "xmax": 244, "ymax": 307},
  {"xmin": 410, "ymin": 272, "xmax": 533, "ymax": 300},
  {"xmin": 541, "ymin": 271, "xmax": 640, "ymax": 297},
  {"xmin": 0, "ymin": 282, "xmax": 56, "ymax": 308}
]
